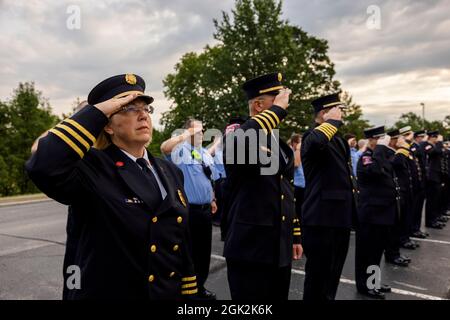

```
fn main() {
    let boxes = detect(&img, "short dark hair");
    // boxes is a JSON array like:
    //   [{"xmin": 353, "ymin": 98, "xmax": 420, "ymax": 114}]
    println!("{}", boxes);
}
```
[
  {"xmin": 344, "ymin": 133, "xmax": 356, "ymax": 140},
  {"xmin": 183, "ymin": 118, "xmax": 201, "ymax": 129},
  {"xmin": 290, "ymin": 133, "xmax": 302, "ymax": 144}
]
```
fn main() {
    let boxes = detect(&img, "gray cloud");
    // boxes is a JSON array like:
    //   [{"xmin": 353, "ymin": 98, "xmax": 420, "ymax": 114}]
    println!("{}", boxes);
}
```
[{"xmin": 1, "ymin": 0, "xmax": 449, "ymax": 128}]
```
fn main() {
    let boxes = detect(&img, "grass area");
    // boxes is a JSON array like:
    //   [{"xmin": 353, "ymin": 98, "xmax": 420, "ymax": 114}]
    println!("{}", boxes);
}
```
[{"xmin": 0, "ymin": 193, "xmax": 48, "ymax": 204}]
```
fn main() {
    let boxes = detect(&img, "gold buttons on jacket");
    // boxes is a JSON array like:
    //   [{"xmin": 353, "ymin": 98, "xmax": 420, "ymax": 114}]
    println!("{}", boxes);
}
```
[
  {"xmin": 150, "ymin": 245, "xmax": 157, "ymax": 253},
  {"xmin": 177, "ymin": 216, "xmax": 183, "ymax": 224},
  {"xmin": 173, "ymin": 244, "xmax": 179, "ymax": 252},
  {"xmin": 282, "ymin": 215, "xmax": 286, "ymax": 221},
  {"xmin": 281, "ymin": 195, "xmax": 285, "ymax": 200},
  {"xmin": 280, "ymin": 175, "xmax": 284, "ymax": 180},
  {"xmin": 169, "ymin": 272, "xmax": 175, "ymax": 278},
  {"xmin": 148, "ymin": 275, "xmax": 155, "ymax": 282},
  {"xmin": 152, "ymin": 217, "xmax": 158, "ymax": 223}
]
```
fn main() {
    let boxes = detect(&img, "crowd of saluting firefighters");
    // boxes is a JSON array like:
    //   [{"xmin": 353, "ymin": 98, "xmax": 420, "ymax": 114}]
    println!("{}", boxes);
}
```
[{"xmin": 26, "ymin": 72, "xmax": 449, "ymax": 300}]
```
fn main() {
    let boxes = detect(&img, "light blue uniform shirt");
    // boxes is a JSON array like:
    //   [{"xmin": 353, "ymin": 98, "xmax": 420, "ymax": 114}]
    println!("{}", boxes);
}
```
[
  {"xmin": 213, "ymin": 146, "xmax": 226, "ymax": 179},
  {"xmin": 168, "ymin": 141, "xmax": 218, "ymax": 205},
  {"xmin": 350, "ymin": 147, "xmax": 362, "ymax": 177},
  {"xmin": 294, "ymin": 164, "xmax": 305, "ymax": 188}
]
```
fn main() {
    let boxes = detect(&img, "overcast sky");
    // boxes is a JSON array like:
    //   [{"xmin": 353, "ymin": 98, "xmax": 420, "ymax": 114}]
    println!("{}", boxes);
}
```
[{"xmin": 1, "ymin": 0, "xmax": 449, "ymax": 128}]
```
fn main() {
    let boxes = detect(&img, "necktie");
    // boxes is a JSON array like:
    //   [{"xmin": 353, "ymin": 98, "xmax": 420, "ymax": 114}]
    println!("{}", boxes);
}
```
[{"xmin": 136, "ymin": 158, "xmax": 162, "ymax": 200}]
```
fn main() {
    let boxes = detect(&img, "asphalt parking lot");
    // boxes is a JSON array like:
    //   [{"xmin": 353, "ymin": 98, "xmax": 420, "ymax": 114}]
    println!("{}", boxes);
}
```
[{"xmin": 0, "ymin": 200, "xmax": 449, "ymax": 300}]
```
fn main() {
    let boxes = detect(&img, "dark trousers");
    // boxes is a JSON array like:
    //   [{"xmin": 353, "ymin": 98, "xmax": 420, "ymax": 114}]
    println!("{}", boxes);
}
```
[
  {"xmin": 399, "ymin": 198, "xmax": 413, "ymax": 244},
  {"xmin": 355, "ymin": 223, "xmax": 390, "ymax": 293},
  {"xmin": 188, "ymin": 204, "xmax": 212, "ymax": 290},
  {"xmin": 226, "ymin": 259, "xmax": 291, "ymax": 300},
  {"xmin": 385, "ymin": 217, "xmax": 401, "ymax": 260},
  {"xmin": 440, "ymin": 181, "xmax": 448, "ymax": 216},
  {"xmin": 294, "ymin": 186, "xmax": 305, "ymax": 218},
  {"xmin": 302, "ymin": 226, "xmax": 350, "ymax": 301},
  {"xmin": 425, "ymin": 181, "xmax": 441, "ymax": 225},
  {"xmin": 212, "ymin": 178, "xmax": 225, "ymax": 226},
  {"xmin": 412, "ymin": 190, "xmax": 425, "ymax": 233}
]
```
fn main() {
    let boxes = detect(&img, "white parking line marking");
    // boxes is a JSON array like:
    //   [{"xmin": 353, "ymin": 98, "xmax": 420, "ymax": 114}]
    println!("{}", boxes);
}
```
[
  {"xmin": 410, "ymin": 237, "xmax": 450, "ymax": 245},
  {"xmin": 393, "ymin": 281, "xmax": 428, "ymax": 291},
  {"xmin": 210, "ymin": 255, "xmax": 446, "ymax": 300}
]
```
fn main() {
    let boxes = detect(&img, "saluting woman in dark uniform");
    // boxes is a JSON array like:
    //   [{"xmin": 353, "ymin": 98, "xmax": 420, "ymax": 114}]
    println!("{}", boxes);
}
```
[{"xmin": 26, "ymin": 74, "xmax": 197, "ymax": 300}]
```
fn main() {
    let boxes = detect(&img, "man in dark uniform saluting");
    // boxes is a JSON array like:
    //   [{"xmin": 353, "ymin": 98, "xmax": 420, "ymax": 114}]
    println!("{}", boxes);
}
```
[
  {"xmin": 384, "ymin": 129, "xmax": 411, "ymax": 266},
  {"xmin": 222, "ymin": 73, "xmax": 302, "ymax": 300},
  {"xmin": 355, "ymin": 126, "xmax": 395, "ymax": 299},
  {"xmin": 301, "ymin": 92, "xmax": 357, "ymax": 301},
  {"xmin": 410, "ymin": 130, "xmax": 429, "ymax": 238}
]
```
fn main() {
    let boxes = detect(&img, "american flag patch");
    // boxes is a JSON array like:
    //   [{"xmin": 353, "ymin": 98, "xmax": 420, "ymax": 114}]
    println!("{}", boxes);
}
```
[
  {"xmin": 362, "ymin": 156, "xmax": 373, "ymax": 165},
  {"xmin": 225, "ymin": 123, "xmax": 241, "ymax": 135}
]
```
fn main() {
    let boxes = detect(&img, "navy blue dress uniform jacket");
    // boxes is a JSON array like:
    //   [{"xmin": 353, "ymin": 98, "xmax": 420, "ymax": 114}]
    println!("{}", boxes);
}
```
[
  {"xmin": 25, "ymin": 105, "xmax": 197, "ymax": 300},
  {"xmin": 422, "ymin": 141, "xmax": 444, "ymax": 183},
  {"xmin": 222, "ymin": 105, "xmax": 301, "ymax": 267},
  {"xmin": 300, "ymin": 120, "xmax": 357, "ymax": 228},
  {"xmin": 392, "ymin": 147, "xmax": 414, "ymax": 204},
  {"xmin": 357, "ymin": 145, "xmax": 399, "ymax": 225}
]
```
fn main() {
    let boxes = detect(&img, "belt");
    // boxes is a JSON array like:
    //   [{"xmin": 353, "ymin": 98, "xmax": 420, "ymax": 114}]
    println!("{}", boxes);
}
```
[{"xmin": 189, "ymin": 203, "xmax": 211, "ymax": 211}]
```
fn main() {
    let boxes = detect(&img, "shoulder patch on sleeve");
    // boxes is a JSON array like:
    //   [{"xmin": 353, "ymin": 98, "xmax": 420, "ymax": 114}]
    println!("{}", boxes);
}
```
[
  {"xmin": 225, "ymin": 123, "xmax": 241, "ymax": 135},
  {"xmin": 362, "ymin": 155, "xmax": 373, "ymax": 166}
]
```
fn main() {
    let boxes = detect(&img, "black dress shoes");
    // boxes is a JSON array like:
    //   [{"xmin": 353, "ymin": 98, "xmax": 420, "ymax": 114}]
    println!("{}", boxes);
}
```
[
  {"xmin": 198, "ymin": 288, "xmax": 217, "ymax": 300},
  {"xmin": 411, "ymin": 231, "xmax": 427, "ymax": 239},
  {"xmin": 379, "ymin": 284, "xmax": 392, "ymax": 293},
  {"xmin": 400, "ymin": 255, "xmax": 411, "ymax": 263},
  {"xmin": 360, "ymin": 289, "xmax": 385, "ymax": 299},
  {"xmin": 401, "ymin": 241, "xmax": 416, "ymax": 250},
  {"xmin": 427, "ymin": 222, "xmax": 444, "ymax": 229},
  {"xmin": 386, "ymin": 256, "xmax": 409, "ymax": 266}
]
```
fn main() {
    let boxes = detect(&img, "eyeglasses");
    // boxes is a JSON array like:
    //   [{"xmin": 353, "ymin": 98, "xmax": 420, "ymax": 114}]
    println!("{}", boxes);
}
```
[{"xmin": 112, "ymin": 104, "xmax": 154, "ymax": 116}]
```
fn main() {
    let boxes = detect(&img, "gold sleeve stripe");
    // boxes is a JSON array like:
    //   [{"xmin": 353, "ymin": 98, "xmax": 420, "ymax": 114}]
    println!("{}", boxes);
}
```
[
  {"xmin": 293, "ymin": 232, "xmax": 301, "ymax": 236},
  {"xmin": 258, "ymin": 112, "xmax": 276, "ymax": 128},
  {"xmin": 56, "ymin": 124, "xmax": 90, "ymax": 151},
  {"xmin": 64, "ymin": 119, "xmax": 96, "ymax": 144},
  {"xmin": 181, "ymin": 288, "xmax": 198, "ymax": 295},
  {"xmin": 49, "ymin": 129, "xmax": 84, "ymax": 158},
  {"xmin": 252, "ymin": 117, "xmax": 269, "ymax": 134},
  {"xmin": 322, "ymin": 123, "xmax": 338, "ymax": 133},
  {"xmin": 293, "ymin": 228, "xmax": 301, "ymax": 231},
  {"xmin": 265, "ymin": 110, "xmax": 280, "ymax": 125},
  {"xmin": 254, "ymin": 114, "xmax": 273, "ymax": 131},
  {"xmin": 396, "ymin": 149, "xmax": 410, "ymax": 157},
  {"xmin": 182, "ymin": 276, "xmax": 196, "ymax": 282},
  {"xmin": 315, "ymin": 127, "xmax": 332, "ymax": 140},
  {"xmin": 181, "ymin": 282, "xmax": 197, "ymax": 289},
  {"xmin": 319, "ymin": 125, "xmax": 334, "ymax": 137},
  {"xmin": 259, "ymin": 85, "xmax": 284, "ymax": 94}
]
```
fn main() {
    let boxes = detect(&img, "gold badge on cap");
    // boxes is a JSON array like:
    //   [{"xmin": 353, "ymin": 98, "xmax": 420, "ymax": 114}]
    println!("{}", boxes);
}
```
[
  {"xmin": 278, "ymin": 73, "xmax": 282, "ymax": 81},
  {"xmin": 125, "ymin": 74, "xmax": 137, "ymax": 85},
  {"xmin": 178, "ymin": 189, "xmax": 187, "ymax": 207}
]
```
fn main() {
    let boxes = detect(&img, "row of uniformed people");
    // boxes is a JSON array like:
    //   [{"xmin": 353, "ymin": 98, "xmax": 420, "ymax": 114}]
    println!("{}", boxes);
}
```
[
  {"xmin": 27, "ymin": 72, "xmax": 449, "ymax": 301},
  {"xmin": 355, "ymin": 126, "xmax": 450, "ymax": 299}
]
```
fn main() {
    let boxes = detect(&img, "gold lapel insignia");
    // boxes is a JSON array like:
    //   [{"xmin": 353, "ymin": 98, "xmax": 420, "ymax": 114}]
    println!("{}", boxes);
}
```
[{"xmin": 178, "ymin": 189, "xmax": 187, "ymax": 207}]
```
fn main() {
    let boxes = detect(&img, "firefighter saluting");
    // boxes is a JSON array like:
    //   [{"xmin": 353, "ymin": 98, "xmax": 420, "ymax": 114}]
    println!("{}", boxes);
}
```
[{"xmin": 26, "ymin": 74, "xmax": 197, "ymax": 300}]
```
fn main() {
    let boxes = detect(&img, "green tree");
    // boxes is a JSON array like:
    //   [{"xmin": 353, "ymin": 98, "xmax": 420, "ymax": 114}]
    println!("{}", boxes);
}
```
[
  {"xmin": 393, "ymin": 112, "xmax": 450, "ymax": 137},
  {"xmin": 162, "ymin": 0, "xmax": 340, "ymax": 139},
  {"xmin": 0, "ymin": 82, "xmax": 59, "ymax": 196},
  {"xmin": 340, "ymin": 91, "xmax": 371, "ymax": 139}
]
